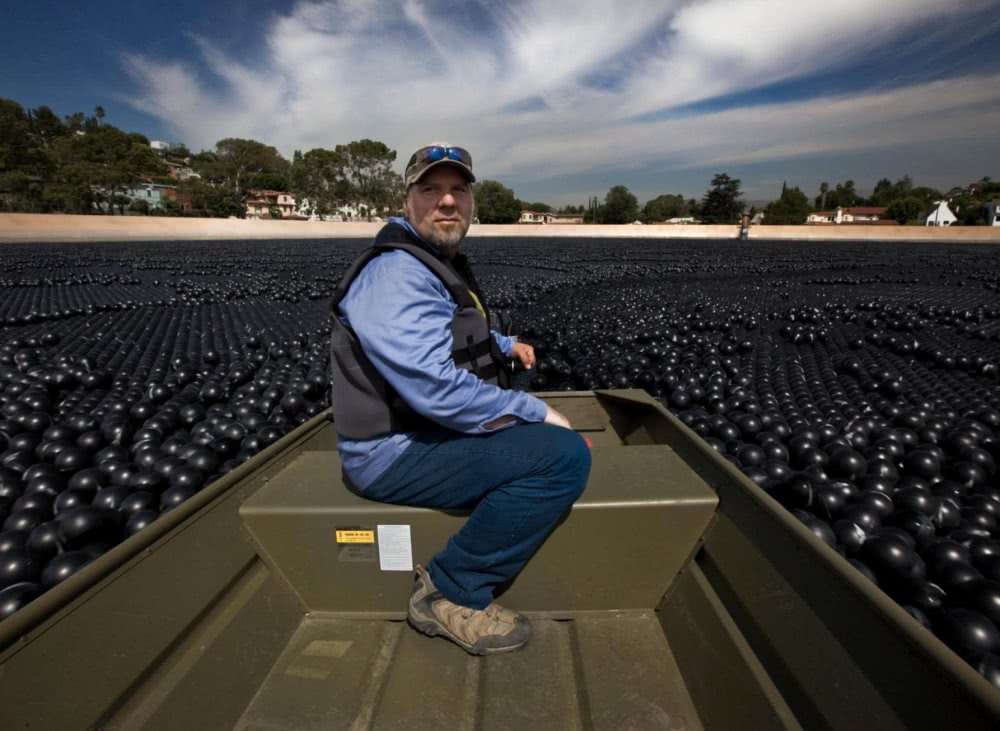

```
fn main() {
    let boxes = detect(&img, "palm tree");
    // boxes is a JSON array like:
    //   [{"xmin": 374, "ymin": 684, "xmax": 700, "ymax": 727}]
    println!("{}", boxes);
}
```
[
  {"xmin": 819, "ymin": 182, "xmax": 829, "ymax": 209},
  {"xmin": 94, "ymin": 105, "xmax": 105, "ymax": 126}
]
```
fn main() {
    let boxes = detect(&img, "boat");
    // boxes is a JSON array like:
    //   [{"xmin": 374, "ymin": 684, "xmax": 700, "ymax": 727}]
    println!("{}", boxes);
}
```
[{"xmin": 1, "ymin": 389, "xmax": 998, "ymax": 730}]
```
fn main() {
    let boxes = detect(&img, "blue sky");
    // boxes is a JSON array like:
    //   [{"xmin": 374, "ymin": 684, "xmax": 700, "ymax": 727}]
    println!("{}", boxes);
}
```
[{"xmin": 4, "ymin": 0, "xmax": 1000, "ymax": 205}]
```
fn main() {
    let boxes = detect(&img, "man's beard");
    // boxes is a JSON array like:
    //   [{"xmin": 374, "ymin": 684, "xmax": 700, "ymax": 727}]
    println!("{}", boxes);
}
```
[{"xmin": 426, "ymin": 224, "xmax": 466, "ymax": 258}]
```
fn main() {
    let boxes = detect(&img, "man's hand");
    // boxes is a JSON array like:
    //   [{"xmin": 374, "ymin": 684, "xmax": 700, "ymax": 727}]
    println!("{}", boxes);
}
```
[
  {"xmin": 512, "ymin": 341, "xmax": 536, "ymax": 370},
  {"xmin": 544, "ymin": 405, "xmax": 573, "ymax": 430}
]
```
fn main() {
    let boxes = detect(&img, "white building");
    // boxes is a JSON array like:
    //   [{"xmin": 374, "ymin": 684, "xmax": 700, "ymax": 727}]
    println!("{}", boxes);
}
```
[
  {"xmin": 245, "ymin": 190, "xmax": 298, "ymax": 219},
  {"xmin": 807, "ymin": 206, "xmax": 888, "ymax": 224},
  {"xmin": 297, "ymin": 199, "xmax": 390, "ymax": 221},
  {"xmin": 519, "ymin": 210, "xmax": 584, "ymax": 224},
  {"xmin": 925, "ymin": 201, "xmax": 957, "ymax": 227},
  {"xmin": 986, "ymin": 200, "xmax": 1000, "ymax": 227}
]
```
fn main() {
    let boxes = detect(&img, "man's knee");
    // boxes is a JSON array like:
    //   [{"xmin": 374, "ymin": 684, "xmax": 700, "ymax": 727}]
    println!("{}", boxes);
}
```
[{"xmin": 538, "ymin": 425, "xmax": 591, "ymax": 498}]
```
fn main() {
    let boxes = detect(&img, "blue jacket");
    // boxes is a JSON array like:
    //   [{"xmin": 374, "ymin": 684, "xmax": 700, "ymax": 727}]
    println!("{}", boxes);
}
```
[{"xmin": 336, "ymin": 218, "xmax": 548, "ymax": 489}]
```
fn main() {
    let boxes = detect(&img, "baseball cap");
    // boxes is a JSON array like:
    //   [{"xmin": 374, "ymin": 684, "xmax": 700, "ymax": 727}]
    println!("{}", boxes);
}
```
[{"xmin": 404, "ymin": 144, "xmax": 475, "ymax": 187}]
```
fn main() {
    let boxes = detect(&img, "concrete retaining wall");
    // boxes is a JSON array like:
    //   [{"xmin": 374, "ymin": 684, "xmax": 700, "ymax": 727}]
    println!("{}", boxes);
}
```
[{"xmin": 1, "ymin": 213, "xmax": 999, "ymax": 244}]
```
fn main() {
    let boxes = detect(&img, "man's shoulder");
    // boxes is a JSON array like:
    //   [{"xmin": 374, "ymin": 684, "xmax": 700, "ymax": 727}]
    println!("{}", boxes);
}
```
[
  {"xmin": 349, "ymin": 247, "xmax": 447, "ymax": 296},
  {"xmin": 359, "ymin": 247, "xmax": 431, "ymax": 277}
]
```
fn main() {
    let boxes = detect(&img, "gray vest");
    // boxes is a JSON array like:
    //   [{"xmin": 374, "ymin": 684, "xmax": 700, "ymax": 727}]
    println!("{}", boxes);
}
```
[{"xmin": 329, "ymin": 224, "xmax": 509, "ymax": 440}]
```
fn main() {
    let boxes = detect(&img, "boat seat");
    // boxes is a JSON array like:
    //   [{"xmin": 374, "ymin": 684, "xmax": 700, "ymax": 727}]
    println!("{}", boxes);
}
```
[{"xmin": 240, "ymin": 418, "xmax": 718, "ymax": 616}]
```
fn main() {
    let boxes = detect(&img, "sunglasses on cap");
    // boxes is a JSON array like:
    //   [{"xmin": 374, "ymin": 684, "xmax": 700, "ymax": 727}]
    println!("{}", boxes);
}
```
[{"xmin": 408, "ymin": 145, "xmax": 472, "ymax": 168}]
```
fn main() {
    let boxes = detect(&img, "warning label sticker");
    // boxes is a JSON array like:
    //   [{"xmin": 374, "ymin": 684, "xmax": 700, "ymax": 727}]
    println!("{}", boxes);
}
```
[
  {"xmin": 335, "ymin": 529, "xmax": 375, "ymax": 544},
  {"xmin": 335, "ymin": 527, "xmax": 378, "ymax": 561}
]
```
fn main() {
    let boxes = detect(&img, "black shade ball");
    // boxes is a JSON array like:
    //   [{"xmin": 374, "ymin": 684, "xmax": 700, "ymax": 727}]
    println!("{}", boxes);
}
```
[
  {"xmin": 40, "ymin": 550, "xmax": 93, "ymax": 589},
  {"xmin": 0, "ymin": 581, "xmax": 43, "ymax": 619},
  {"xmin": 934, "ymin": 608, "xmax": 1000, "ymax": 657}
]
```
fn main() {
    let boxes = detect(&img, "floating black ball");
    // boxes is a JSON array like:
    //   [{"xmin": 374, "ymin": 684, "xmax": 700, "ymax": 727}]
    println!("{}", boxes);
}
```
[
  {"xmin": 858, "ymin": 490, "xmax": 895, "ymax": 520},
  {"xmin": 773, "ymin": 473, "xmax": 816, "ymax": 510},
  {"xmin": 125, "ymin": 509, "xmax": 159, "ymax": 536},
  {"xmin": 54, "ymin": 446, "xmax": 91, "ymax": 472},
  {"xmin": 935, "ymin": 608, "xmax": 1000, "ymax": 658},
  {"xmin": 3, "ymin": 507, "xmax": 47, "ymax": 533},
  {"xmin": 902, "ymin": 450, "xmax": 942, "ymax": 480},
  {"xmin": 962, "ymin": 580, "xmax": 1000, "ymax": 625},
  {"xmin": 119, "ymin": 491, "xmax": 158, "ymax": 516},
  {"xmin": 792, "ymin": 510, "xmax": 836, "ymax": 548},
  {"xmin": 160, "ymin": 485, "xmax": 195, "ymax": 511},
  {"xmin": 91, "ymin": 485, "xmax": 131, "ymax": 511},
  {"xmin": 56, "ymin": 506, "xmax": 120, "ymax": 550},
  {"xmin": 26, "ymin": 521, "xmax": 62, "ymax": 562},
  {"xmin": 905, "ymin": 580, "xmax": 948, "ymax": 615},
  {"xmin": 40, "ymin": 550, "xmax": 93, "ymax": 589},
  {"xmin": 843, "ymin": 503, "xmax": 881, "ymax": 532},
  {"xmin": 0, "ymin": 529, "xmax": 28, "ymax": 554},
  {"xmin": 0, "ymin": 581, "xmax": 43, "ymax": 619},
  {"xmin": 967, "ymin": 652, "xmax": 1000, "ymax": 689},
  {"xmin": 827, "ymin": 448, "xmax": 867, "ymax": 480},
  {"xmin": 0, "ymin": 549, "xmax": 38, "ymax": 588},
  {"xmin": 94, "ymin": 445, "xmax": 129, "ymax": 464},
  {"xmin": 860, "ymin": 534, "xmax": 926, "ymax": 587}
]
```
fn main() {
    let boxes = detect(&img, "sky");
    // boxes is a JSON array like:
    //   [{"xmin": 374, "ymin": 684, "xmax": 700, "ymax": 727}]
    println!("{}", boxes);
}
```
[{"xmin": 4, "ymin": 0, "xmax": 1000, "ymax": 205}]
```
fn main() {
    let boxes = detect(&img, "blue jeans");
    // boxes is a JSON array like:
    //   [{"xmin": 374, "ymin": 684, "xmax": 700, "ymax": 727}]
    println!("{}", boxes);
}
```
[{"xmin": 360, "ymin": 423, "xmax": 591, "ymax": 609}]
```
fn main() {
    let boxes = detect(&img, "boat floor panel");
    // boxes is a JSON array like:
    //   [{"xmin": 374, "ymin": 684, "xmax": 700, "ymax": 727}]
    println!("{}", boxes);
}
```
[{"xmin": 234, "ymin": 613, "xmax": 702, "ymax": 731}]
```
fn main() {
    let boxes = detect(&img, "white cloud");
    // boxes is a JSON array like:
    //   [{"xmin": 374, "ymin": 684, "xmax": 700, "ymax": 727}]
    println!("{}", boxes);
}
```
[{"xmin": 121, "ymin": 0, "xmax": 1000, "ymax": 198}]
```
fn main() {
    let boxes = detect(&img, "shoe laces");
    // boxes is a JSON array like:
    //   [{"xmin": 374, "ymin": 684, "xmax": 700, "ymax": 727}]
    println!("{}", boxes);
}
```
[{"xmin": 461, "ymin": 603, "xmax": 500, "ymax": 620}]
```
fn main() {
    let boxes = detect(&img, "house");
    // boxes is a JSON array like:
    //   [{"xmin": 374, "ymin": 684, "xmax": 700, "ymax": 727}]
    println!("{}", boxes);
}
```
[
  {"xmin": 246, "ymin": 190, "xmax": 298, "ymax": 219},
  {"xmin": 160, "ymin": 186, "xmax": 192, "ymax": 212},
  {"xmin": 519, "ymin": 210, "xmax": 584, "ymax": 224},
  {"xmin": 806, "ymin": 206, "xmax": 889, "ymax": 224},
  {"xmin": 125, "ymin": 182, "xmax": 178, "ymax": 210},
  {"xmin": 925, "ymin": 201, "xmax": 957, "ymax": 227},
  {"xmin": 519, "ymin": 210, "xmax": 548, "ymax": 223},
  {"xmin": 295, "ymin": 198, "xmax": 392, "ymax": 221},
  {"xmin": 164, "ymin": 160, "xmax": 200, "ymax": 181},
  {"xmin": 986, "ymin": 200, "xmax": 1000, "ymax": 227}
]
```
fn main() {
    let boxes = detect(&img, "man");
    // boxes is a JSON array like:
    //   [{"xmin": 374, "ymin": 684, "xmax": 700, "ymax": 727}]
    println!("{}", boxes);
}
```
[{"xmin": 329, "ymin": 143, "xmax": 591, "ymax": 655}]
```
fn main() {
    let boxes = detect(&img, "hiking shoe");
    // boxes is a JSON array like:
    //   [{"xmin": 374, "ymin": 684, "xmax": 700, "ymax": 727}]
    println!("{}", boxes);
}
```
[{"xmin": 407, "ymin": 565, "xmax": 533, "ymax": 655}]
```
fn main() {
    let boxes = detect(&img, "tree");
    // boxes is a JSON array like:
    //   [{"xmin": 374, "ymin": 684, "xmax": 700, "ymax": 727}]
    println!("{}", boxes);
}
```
[
  {"xmin": 699, "ymin": 173, "xmax": 744, "ymax": 224},
  {"xmin": 94, "ymin": 106, "xmax": 105, "ymax": 126},
  {"xmin": 818, "ymin": 181, "xmax": 829, "ymax": 210},
  {"xmin": 870, "ymin": 175, "xmax": 916, "ymax": 207},
  {"xmin": 244, "ymin": 171, "xmax": 289, "ymax": 191},
  {"xmin": 473, "ymin": 179, "xmax": 521, "ymax": 223},
  {"xmin": 178, "ymin": 179, "xmax": 245, "ymax": 218},
  {"xmin": 885, "ymin": 197, "xmax": 923, "ymax": 224},
  {"xmin": 523, "ymin": 201, "xmax": 551, "ymax": 213},
  {"xmin": 910, "ymin": 186, "xmax": 942, "ymax": 207},
  {"xmin": 45, "ymin": 125, "xmax": 165, "ymax": 213},
  {"xmin": 336, "ymin": 139, "xmax": 402, "ymax": 216},
  {"xmin": 641, "ymin": 193, "xmax": 690, "ymax": 223},
  {"xmin": 110, "ymin": 192, "xmax": 131, "ymax": 215},
  {"xmin": 289, "ymin": 147, "xmax": 350, "ymax": 216},
  {"xmin": 764, "ymin": 182, "xmax": 811, "ymax": 224},
  {"xmin": 63, "ymin": 112, "xmax": 85, "ymax": 131},
  {"xmin": 601, "ymin": 185, "xmax": 639, "ymax": 224},
  {"xmin": 167, "ymin": 142, "xmax": 192, "ymax": 159},
  {"xmin": 870, "ymin": 177, "xmax": 894, "ymax": 206},
  {"xmin": 207, "ymin": 138, "xmax": 289, "ymax": 194},
  {"xmin": 822, "ymin": 180, "xmax": 860, "ymax": 209}
]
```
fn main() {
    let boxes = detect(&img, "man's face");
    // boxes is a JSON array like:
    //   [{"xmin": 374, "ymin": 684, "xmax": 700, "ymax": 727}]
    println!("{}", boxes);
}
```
[{"xmin": 403, "ymin": 165, "xmax": 473, "ymax": 257}]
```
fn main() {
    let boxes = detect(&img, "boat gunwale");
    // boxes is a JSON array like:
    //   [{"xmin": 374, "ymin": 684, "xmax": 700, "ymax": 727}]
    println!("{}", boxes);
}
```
[{"xmin": 0, "ymin": 411, "xmax": 331, "ymax": 654}]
